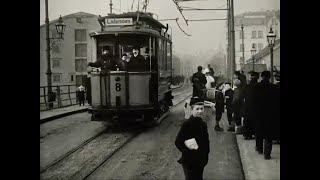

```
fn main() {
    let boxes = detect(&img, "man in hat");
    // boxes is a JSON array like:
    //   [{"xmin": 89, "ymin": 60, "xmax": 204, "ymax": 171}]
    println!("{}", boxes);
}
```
[
  {"xmin": 77, "ymin": 85, "xmax": 86, "ymax": 106},
  {"xmin": 88, "ymin": 47, "xmax": 117, "ymax": 72},
  {"xmin": 127, "ymin": 46, "xmax": 146, "ymax": 71},
  {"xmin": 192, "ymin": 66, "xmax": 207, "ymax": 98},
  {"xmin": 175, "ymin": 97, "xmax": 210, "ymax": 180}
]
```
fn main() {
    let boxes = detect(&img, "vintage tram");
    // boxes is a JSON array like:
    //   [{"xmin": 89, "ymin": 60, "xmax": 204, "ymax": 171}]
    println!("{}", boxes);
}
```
[{"xmin": 88, "ymin": 11, "xmax": 173, "ymax": 125}]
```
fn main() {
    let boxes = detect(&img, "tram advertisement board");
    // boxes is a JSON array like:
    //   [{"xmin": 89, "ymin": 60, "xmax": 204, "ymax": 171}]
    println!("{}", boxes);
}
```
[{"xmin": 106, "ymin": 18, "xmax": 133, "ymax": 26}]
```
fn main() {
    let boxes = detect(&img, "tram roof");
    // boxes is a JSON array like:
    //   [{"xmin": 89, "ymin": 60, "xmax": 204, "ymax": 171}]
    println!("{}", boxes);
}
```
[{"xmin": 89, "ymin": 25, "xmax": 172, "ymax": 41}]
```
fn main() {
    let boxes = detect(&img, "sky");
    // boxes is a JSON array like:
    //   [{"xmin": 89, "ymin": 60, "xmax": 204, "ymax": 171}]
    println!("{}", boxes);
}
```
[{"xmin": 40, "ymin": 0, "xmax": 280, "ymax": 61}]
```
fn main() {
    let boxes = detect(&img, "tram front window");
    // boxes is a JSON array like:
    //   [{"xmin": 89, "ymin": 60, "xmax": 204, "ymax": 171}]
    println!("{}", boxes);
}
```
[{"xmin": 96, "ymin": 34, "xmax": 154, "ymax": 72}]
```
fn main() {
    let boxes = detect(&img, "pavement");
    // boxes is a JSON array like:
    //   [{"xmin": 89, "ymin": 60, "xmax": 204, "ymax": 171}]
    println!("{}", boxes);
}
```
[{"xmin": 39, "ymin": 85, "xmax": 280, "ymax": 180}]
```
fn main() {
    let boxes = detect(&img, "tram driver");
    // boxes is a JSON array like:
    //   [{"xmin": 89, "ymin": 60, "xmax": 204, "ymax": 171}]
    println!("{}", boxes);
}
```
[{"xmin": 88, "ymin": 47, "xmax": 117, "ymax": 72}]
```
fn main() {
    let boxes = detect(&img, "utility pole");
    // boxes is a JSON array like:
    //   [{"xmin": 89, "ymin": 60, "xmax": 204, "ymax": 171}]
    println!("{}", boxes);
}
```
[
  {"xmin": 241, "ymin": 24, "xmax": 245, "ymax": 70},
  {"xmin": 231, "ymin": 0, "xmax": 236, "ymax": 74},
  {"xmin": 45, "ymin": 0, "xmax": 53, "ymax": 109},
  {"xmin": 227, "ymin": 0, "xmax": 231, "ymax": 81}
]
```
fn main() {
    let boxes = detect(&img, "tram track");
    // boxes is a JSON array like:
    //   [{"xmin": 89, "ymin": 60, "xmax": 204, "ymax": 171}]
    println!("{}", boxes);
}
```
[{"xmin": 40, "ymin": 88, "xmax": 192, "ymax": 180}]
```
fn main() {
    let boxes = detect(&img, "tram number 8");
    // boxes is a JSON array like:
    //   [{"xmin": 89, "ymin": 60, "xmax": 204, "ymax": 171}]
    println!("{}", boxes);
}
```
[{"xmin": 115, "ymin": 83, "xmax": 121, "ymax": 91}]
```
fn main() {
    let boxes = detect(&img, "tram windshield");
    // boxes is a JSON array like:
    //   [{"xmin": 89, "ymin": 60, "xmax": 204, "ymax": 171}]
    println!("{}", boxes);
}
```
[{"xmin": 96, "ymin": 34, "xmax": 156, "ymax": 72}]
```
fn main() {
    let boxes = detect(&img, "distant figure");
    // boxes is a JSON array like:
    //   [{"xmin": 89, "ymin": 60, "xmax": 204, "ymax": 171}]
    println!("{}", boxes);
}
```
[
  {"xmin": 207, "ymin": 64, "xmax": 214, "ymax": 77},
  {"xmin": 127, "ymin": 46, "xmax": 147, "ymax": 72},
  {"xmin": 175, "ymin": 97, "xmax": 210, "ymax": 180},
  {"xmin": 192, "ymin": 66, "xmax": 207, "ymax": 99},
  {"xmin": 205, "ymin": 72, "xmax": 215, "ymax": 89},
  {"xmin": 77, "ymin": 85, "xmax": 85, "ymax": 106}
]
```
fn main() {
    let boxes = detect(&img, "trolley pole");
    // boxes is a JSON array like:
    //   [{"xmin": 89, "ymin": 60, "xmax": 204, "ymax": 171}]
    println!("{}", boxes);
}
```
[
  {"xmin": 109, "ymin": 0, "xmax": 113, "ymax": 14},
  {"xmin": 45, "ymin": 0, "xmax": 53, "ymax": 109},
  {"xmin": 227, "ymin": 0, "xmax": 231, "ymax": 81}
]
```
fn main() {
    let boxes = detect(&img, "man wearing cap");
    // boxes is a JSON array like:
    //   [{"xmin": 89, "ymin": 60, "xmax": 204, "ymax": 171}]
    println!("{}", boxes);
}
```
[
  {"xmin": 175, "ymin": 97, "xmax": 210, "ymax": 180},
  {"xmin": 88, "ymin": 47, "xmax": 117, "ymax": 72}
]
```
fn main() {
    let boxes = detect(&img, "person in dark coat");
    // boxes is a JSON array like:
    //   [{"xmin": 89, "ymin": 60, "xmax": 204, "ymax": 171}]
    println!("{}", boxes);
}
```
[
  {"xmin": 214, "ymin": 83, "xmax": 224, "ymax": 131},
  {"xmin": 228, "ymin": 79, "xmax": 245, "ymax": 133},
  {"xmin": 243, "ymin": 71, "xmax": 259, "ymax": 140},
  {"xmin": 224, "ymin": 82, "xmax": 234, "ymax": 126},
  {"xmin": 233, "ymin": 71, "xmax": 247, "ymax": 88},
  {"xmin": 77, "ymin": 85, "xmax": 85, "ymax": 106},
  {"xmin": 175, "ymin": 97, "xmax": 210, "ymax": 180},
  {"xmin": 192, "ymin": 66, "xmax": 207, "ymax": 98},
  {"xmin": 274, "ymin": 72, "xmax": 280, "ymax": 143},
  {"xmin": 88, "ymin": 47, "xmax": 117, "ymax": 72},
  {"xmin": 127, "ymin": 47, "xmax": 147, "ymax": 72},
  {"xmin": 255, "ymin": 71, "xmax": 278, "ymax": 159},
  {"xmin": 117, "ymin": 53, "xmax": 128, "ymax": 71}
]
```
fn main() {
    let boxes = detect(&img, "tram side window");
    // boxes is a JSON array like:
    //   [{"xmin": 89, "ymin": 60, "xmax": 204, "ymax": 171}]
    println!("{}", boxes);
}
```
[
  {"xmin": 158, "ymin": 39, "xmax": 164, "ymax": 71},
  {"xmin": 163, "ymin": 41, "xmax": 167, "ymax": 71}
]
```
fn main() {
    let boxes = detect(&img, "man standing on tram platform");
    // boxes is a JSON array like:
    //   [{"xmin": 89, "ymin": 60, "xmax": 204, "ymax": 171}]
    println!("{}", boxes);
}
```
[
  {"xmin": 88, "ymin": 47, "xmax": 117, "ymax": 72},
  {"xmin": 127, "ymin": 46, "xmax": 146, "ymax": 72}
]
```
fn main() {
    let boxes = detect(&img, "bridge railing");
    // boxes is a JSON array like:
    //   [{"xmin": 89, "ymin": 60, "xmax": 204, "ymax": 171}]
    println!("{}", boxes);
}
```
[{"xmin": 40, "ymin": 84, "xmax": 79, "ymax": 111}]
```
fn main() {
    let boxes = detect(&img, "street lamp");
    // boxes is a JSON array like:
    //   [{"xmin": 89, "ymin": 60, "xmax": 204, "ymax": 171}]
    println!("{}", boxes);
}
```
[
  {"xmin": 251, "ymin": 43, "xmax": 256, "ymax": 71},
  {"xmin": 45, "ymin": 0, "xmax": 66, "ymax": 109},
  {"xmin": 267, "ymin": 27, "xmax": 276, "ymax": 83},
  {"xmin": 241, "ymin": 24, "xmax": 245, "ymax": 70}
]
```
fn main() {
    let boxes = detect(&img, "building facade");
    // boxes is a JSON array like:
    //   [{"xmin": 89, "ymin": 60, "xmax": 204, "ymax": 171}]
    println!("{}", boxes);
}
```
[
  {"xmin": 40, "ymin": 12, "xmax": 100, "ymax": 88},
  {"xmin": 232, "ymin": 10, "xmax": 280, "ymax": 70},
  {"xmin": 40, "ymin": 12, "xmax": 100, "ymax": 109}
]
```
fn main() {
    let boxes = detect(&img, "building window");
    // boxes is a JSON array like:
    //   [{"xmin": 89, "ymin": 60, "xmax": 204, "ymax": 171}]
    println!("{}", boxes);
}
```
[
  {"xmin": 52, "ymin": 58, "xmax": 61, "ymax": 68},
  {"xmin": 251, "ymin": 31, "xmax": 256, "ymax": 39},
  {"xmin": 258, "ymin": 43, "xmax": 263, "ymax": 50},
  {"xmin": 76, "ymin": 18, "xmax": 82, "ymax": 23},
  {"xmin": 239, "ymin": 31, "xmax": 244, "ymax": 39},
  {"xmin": 258, "ymin": 31, "xmax": 263, "ymax": 38},
  {"xmin": 240, "ymin": 44, "xmax": 244, "ymax": 52},
  {"xmin": 69, "ymin": 73, "xmax": 75, "ymax": 83},
  {"xmin": 52, "ymin": 74, "xmax": 61, "ymax": 83},
  {"xmin": 75, "ymin": 29, "xmax": 87, "ymax": 42},
  {"xmin": 52, "ymin": 45, "xmax": 60, "ymax": 53},
  {"xmin": 75, "ymin": 44, "xmax": 87, "ymax": 57},
  {"xmin": 76, "ymin": 75, "xmax": 87, "ymax": 87},
  {"xmin": 75, "ymin": 58, "xmax": 87, "ymax": 72}
]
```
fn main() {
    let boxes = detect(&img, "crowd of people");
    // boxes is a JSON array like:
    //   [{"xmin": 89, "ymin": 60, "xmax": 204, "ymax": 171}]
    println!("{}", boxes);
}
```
[{"xmin": 176, "ymin": 65, "xmax": 280, "ymax": 179}]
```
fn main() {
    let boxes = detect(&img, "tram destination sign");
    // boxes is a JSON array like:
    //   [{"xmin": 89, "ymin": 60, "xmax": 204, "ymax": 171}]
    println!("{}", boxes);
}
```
[{"xmin": 106, "ymin": 18, "xmax": 133, "ymax": 26}]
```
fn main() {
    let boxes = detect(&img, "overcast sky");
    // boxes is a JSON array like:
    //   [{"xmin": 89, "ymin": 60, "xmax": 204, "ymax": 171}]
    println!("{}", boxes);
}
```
[{"xmin": 40, "ymin": 0, "xmax": 280, "ymax": 59}]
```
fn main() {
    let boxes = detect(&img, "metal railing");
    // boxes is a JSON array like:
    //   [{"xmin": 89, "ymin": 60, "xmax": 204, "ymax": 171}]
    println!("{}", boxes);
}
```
[{"xmin": 40, "ymin": 84, "xmax": 79, "ymax": 111}]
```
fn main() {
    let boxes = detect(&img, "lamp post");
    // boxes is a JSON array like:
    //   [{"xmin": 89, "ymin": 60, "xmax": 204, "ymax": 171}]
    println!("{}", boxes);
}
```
[
  {"xmin": 241, "ymin": 24, "xmax": 245, "ymax": 70},
  {"xmin": 267, "ymin": 27, "xmax": 276, "ymax": 83},
  {"xmin": 45, "ymin": 0, "xmax": 66, "ymax": 109},
  {"xmin": 251, "ymin": 43, "xmax": 256, "ymax": 72}
]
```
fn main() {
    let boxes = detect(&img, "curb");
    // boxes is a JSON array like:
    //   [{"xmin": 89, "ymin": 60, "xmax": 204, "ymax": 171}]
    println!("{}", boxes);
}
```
[
  {"xmin": 40, "ymin": 108, "xmax": 88, "ymax": 124},
  {"xmin": 234, "ymin": 134, "xmax": 247, "ymax": 180}
]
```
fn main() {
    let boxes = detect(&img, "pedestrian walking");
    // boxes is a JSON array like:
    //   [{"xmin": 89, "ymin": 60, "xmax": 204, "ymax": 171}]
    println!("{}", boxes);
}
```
[
  {"xmin": 192, "ymin": 66, "xmax": 207, "ymax": 99},
  {"xmin": 214, "ymin": 83, "xmax": 224, "ymax": 131},
  {"xmin": 255, "ymin": 71, "xmax": 278, "ymax": 159},
  {"xmin": 224, "ymin": 82, "xmax": 234, "ymax": 126},
  {"xmin": 175, "ymin": 97, "xmax": 210, "ymax": 180},
  {"xmin": 243, "ymin": 71, "xmax": 259, "ymax": 140},
  {"xmin": 228, "ymin": 79, "xmax": 245, "ymax": 133}
]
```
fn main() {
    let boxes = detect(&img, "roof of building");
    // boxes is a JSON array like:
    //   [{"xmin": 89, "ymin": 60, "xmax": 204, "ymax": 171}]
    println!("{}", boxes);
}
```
[
  {"xmin": 246, "ymin": 38, "xmax": 280, "ymax": 63},
  {"xmin": 40, "ymin": 12, "xmax": 98, "ymax": 28},
  {"xmin": 235, "ymin": 10, "xmax": 280, "ymax": 26}
]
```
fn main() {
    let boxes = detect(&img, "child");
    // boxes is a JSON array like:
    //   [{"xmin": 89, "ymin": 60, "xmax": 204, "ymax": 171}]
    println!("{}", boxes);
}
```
[
  {"xmin": 214, "ymin": 83, "xmax": 225, "ymax": 131},
  {"xmin": 175, "ymin": 97, "xmax": 210, "ymax": 180}
]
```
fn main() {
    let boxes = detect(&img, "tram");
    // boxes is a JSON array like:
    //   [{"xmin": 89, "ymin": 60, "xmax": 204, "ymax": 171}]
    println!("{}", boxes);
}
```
[{"xmin": 88, "ymin": 11, "xmax": 173, "ymax": 125}]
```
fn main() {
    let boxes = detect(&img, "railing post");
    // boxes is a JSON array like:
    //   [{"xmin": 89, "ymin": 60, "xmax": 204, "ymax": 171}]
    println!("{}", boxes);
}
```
[
  {"xmin": 68, "ymin": 85, "xmax": 72, "ymax": 105},
  {"xmin": 57, "ymin": 85, "xmax": 62, "ymax": 107},
  {"xmin": 43, "ymin": 87, "xmax": 48, "ymax": 109}
]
